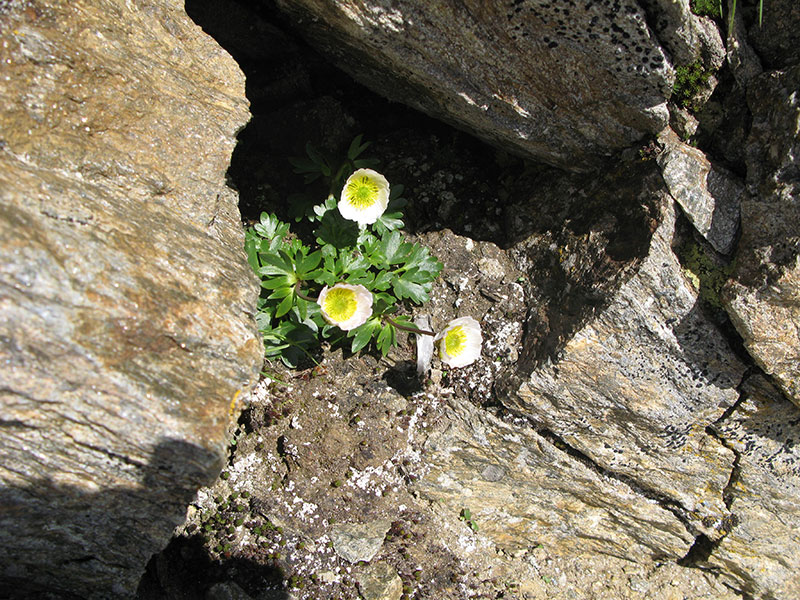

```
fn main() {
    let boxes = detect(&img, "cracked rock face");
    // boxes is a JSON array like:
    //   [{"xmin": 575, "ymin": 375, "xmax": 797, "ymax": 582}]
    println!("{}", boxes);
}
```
[
  {"xmin": 509, "ymin": 194, "xmax": 744, "ymax": 540},
  {"xmin": 0, "ymin": 0, "xmax": 261, "ymax": 596},
  {"xmin": 418, "ymin": 400, "xmax": 696, "ymax": 560},
  {"xmin": 724, "ymin": 66, "xmax": 800, "ymax": 408},
  {"xmin": 709, "ymin": 375, "xmax": 800, "ymax": 599},
  {"xmin": 497, "ymin": 162, "xmax": 746, "ymax": 543},
  {"xmin": 272, "ymin": 0, "xmax": 722, "ymax": 171}
]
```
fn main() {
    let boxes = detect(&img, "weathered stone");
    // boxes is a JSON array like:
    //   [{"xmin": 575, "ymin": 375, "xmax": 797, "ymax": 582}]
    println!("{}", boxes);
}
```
[
  {"xmin": 747, "ymin": 0, "xmax": 800, "ymax": 69},
  {"xmin": 273, "ymin": 0, "xmax": 682, "ymax": 171},
  {"xmin": 639, "ymin": 0, "xmax": 725, "ymax": 69},
  {"xmin": 723, "ymin": 66, "xmax": 800, "ymax": 407},
  {"xmin": 205, "ymin": 581, "xmax": 255, "ymax": 600},
  {"xmin": 503, "ymin": 166, "xmax": 746, "ymax": 540},
  {"xmin": 709, "ymin": 375, "xmax": 800, "ymax": 599},
  {"xmin": 656, "ymin": 128, "xmax": 742, "ymax": 254},
  {"xmin": 417, "ymin": 399, "xmax": 695, "ymax": 560},
  {"xmin": 330, "ymin": 520, "xmax": 392, "ymax": 564},
  {"xmin": 724, "ymin": 0, "xmax": 763, "ymax": 87},
  {"xmin": 669, "ymin": 104, "xmax": 700, "ymax": 140},
  {"xmin": 355, "ymin": 561, "xmax": 403, "ymax": 600},
  {"xmin": 0, "ymin": 0, "xmax": 260, "ymax": 597}
]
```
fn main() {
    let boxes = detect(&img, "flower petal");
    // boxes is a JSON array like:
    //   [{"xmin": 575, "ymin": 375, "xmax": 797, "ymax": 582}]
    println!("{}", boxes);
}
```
[
  {"xmin": 436, "ymin": 316, "xmax": 482, "ymax": 368},
  {"xmin": 317, "ymin": 283, "xmax": 373, "ymax": 331},
  {"xmin": 338, "ymin": 169, "xmax": 390, "ymax": 225}
]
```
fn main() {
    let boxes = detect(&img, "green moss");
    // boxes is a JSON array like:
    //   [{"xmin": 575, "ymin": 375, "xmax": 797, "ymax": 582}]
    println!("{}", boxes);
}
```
[
  {"xmin": 691, "ymin": 0, "xmax": 722, "ymax": 18},
  {"xmin": 672, "ymin": 61, "xmax": 715, "ymax": 112},
  {"xmin": 678, "ymin": 240, "xmax": 734, "ymax": 309}
]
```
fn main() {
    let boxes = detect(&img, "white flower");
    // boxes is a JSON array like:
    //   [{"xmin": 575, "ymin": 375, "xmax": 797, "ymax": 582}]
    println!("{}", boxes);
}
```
[
  {"xmin": 436, "ymin": 316, "xmax": 482, "ymax": 368},
  {"xmin": 317, "ymin": 283, "xmax": 373, "ymax": 331},
  {"xmin": 339, "ymin": 168, "xmax": 390, "ymax": 225}
]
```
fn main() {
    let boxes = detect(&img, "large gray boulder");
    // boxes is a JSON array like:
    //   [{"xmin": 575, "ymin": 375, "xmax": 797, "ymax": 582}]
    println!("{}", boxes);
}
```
[
  {"xmin": 0, "ymin": 0, "xmax": 261, "ymax": 596},
  {"xmin": 272, "ymin": 0, "xmax": 723, "ymax": 171},
  {"xmin": 723, "ymin": 66, "xmax": 800, "ymax": 408}
]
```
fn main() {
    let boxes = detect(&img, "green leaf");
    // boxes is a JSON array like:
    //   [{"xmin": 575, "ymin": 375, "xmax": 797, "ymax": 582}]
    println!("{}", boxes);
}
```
[
  {"xmin": 305, "ymin": 142, "xmax": 331, "ymax": 176},
  {"xmin": 315, "ymin": 211, "xmax": 359, "ymax": 249},
  {"xmin": 253, "ymin": 213, "xmax": 290, "ymax": 241},
  {"xmin": 313, "ymin": 269, "xmax": 337, "ymax": 287},
  {"xmin": 375, "ymin": 230, "xmax": 412, "ymax": 265},
  {"xmin": 375, "ymin": 211, "xmax": 405, "ymax": 234},
  {"xmin": 350, "ymin": 321, "xmax": 376, "ymax": 353},
  {"xmin": 259, "ymin": 252, "xmax": 293, "ymax": 275},
  {"xmin": 372, "ymin": 270, "xmax": 394, "ymax": 291},
  {"xmin": 261, "ymin": 275, "xmax": 292, "ymax": 290},
  {"xmin": 244, "ymin": 230, "xmax": 260, "ymax": 274},
  {"xmin": 340, "ymin": 252, "xmax": 370, "ymax": 274},
  {"xmin": 389, "ymin": 184, "xmax": 406, "ymax": 203},
  {"xmin": 267, "ymin": 286, "xmax": 294, "ymax": 300},
  {"xmin": 376, "ymin": 324, "xmax": 396, "ymax": 356},
  {"xmin": 288, "ymin": 155, "xmax": 321, "ymax": 174},
  {"xmin": 296, "ymin": 250, "xmax": 322, "ymax": 276},
  {"xmin": 347, "ymin": 134, "xmax": 371, "ymax": 161},
  {"xmin": 275, "ymin": 293, "xmax": 295, "ymax": 318},
  {"xmin": 393, "ymin": 273, "xmax": 431, "ymax": 303}
]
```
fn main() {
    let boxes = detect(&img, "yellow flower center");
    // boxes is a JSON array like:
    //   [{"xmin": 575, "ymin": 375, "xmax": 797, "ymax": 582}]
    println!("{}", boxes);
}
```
[
  {"xmin": 444, "ymin": 325, "xmax": 467, "ymax": 357},
  {"xmin": 323, "ymin": 287, "xmax": 358, "ymax": 322},
  {"xmin": 344, "ymin": 175, "xmax": 379, "ymax": 209}
]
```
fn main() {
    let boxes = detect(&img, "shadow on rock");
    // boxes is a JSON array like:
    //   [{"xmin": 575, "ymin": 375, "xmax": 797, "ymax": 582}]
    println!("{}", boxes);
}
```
[{"xmin": 0, "ymin": 440, "xmax": 223, "ymax": 599}]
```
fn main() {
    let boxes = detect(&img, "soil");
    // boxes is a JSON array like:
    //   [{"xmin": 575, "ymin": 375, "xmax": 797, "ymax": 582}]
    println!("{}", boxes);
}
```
[{"xmin": 139, "ymin": 1, "xmax": 748, "ymax": 598}]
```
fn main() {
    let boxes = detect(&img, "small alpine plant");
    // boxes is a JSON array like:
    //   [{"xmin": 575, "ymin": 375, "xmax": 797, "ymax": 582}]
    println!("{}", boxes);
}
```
[{"xmin": 244, "ymin": 136, "xmax": 481, "ymax": 369}]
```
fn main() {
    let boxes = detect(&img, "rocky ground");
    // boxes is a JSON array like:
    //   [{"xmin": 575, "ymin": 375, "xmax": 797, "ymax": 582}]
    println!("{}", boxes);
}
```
[
  {"xmin": 138, "ymin": 2, "xmax": 760, "ymax": 598},
  {"xmin": 137, "ymin": 134, "xmax": 744, "ymax": 600},
  {"xmin": 138, "ymin": 348, "xmax": 742, "ymax": 600}
]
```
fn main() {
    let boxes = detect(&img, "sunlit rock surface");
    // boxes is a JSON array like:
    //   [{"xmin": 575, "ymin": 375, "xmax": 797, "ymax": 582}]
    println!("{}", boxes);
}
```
[
  {"xmin": 0, "ymin": 0, "xmax": 261, "ymax": 596},
  {"xmin": 273, "ymin": 0, "xmax": 722, "ymax": 171},
  {"xmin": 709, "ymin": 375, "xmax": 800, "ymax": 599}
]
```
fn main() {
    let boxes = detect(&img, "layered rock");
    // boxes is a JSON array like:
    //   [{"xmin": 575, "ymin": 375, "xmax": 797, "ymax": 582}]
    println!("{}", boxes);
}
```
[
  {"xmin": 708, "ymin": 375, "xmax": 800, "ymax": 599},
  {"xmin": 418, "ymin": 399, "xmax": 696, "ymax": 560},
  {"xmin": 500, "ymin": 163, "xmax": 745, "ymax": 542},
  {"xmin": 272, "ymin": 0, "xmax": 722, "ymax": 171},
  {"xmin": 656, "ymin": 127, "xmax": 742, "ymax": 255},
  {"xmin": 723, "ymin": 66, "xmax": 800, "ymax": 408},
  {"xmin": 0, "ymin": 0, "xmax": 261, "ymax": 596},
  {"xmin": 413, "ymin": 159, "xmax": 740, "ymax": 560}
]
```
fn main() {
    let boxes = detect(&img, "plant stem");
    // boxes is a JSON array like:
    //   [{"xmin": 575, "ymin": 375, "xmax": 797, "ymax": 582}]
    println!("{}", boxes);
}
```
[
  {"xmin": 384, "ymin": 315, "xmax": 435, "ymax": 336},
  {"xmin": 294, "ymin": 282, "xmax": 317, "ymax": 303}
]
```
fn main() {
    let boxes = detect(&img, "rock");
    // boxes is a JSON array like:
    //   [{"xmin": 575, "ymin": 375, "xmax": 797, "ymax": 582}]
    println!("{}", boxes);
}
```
[
  {"xmin": 417, "ymin": 399, "xmax": 695, "ymax": 560},
  {"xmin": 639, "ymin": 0, "xmax": 725, "ymax": 69},
  {"xmin": 746, "ymin": 0, "xmax": 800, "ymax": 69},
  {"xmin": 724, "ymin": 0, "xmax": 763, "ymax": 87},
  {"xmin": 669, "ymin": 105, "xmax": 700, "ymax": 140},
  {"xmin": 330, "ymin": 520, "xmax": 392, "ymax": 564},
  {"xmin": 656, "ymin": 128, "xmax": 742, "ymax": 254},
  {"xmin": 501, "ymin": 161, "xmax": 746, "ymax": 541},
  {"xmin": 273, "ymin": 0, "xmax": 683, "ymax": 171},
  {"xmin": 0, "ymin": 0, "xmax": 260, "ymax": 597},
  {"xmin": 723, "ymin": 66, "xmax": 800, "ymax": 407},
  {"xmin": 206, "ymin": 581, "xmax": 255, "ymax": 600},
  {"xmin": 708, "ymin": 375, "xmax": 800, "ymax": 598},
  {"xmin": 355, "ymin": 561, "xmax": 403, "ymax": 600}
]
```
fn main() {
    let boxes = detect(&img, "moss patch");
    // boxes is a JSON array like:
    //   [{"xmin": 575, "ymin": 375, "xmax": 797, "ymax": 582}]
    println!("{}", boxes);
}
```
[
  {"xmin": 678, "ymin": 240, "xmax": 734, "ymax": 310},
  {"xmin": 673, "ymin": 61, "xmax": 715, "ymax": 112},
  {"xmin": 691, "ymin": 0, "xmax": 722, "ymax": 19}
]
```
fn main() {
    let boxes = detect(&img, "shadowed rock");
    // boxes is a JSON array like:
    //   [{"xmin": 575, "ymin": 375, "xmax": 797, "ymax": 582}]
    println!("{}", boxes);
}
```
[{"xmin": 724, "ymin": 66, "xmax": 800, "ymax": 408}]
